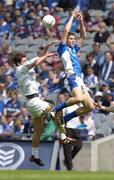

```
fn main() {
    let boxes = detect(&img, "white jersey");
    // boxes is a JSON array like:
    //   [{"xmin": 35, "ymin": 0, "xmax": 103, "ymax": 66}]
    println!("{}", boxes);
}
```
[{"xmin": 16, "ymin": 57, "xmax": 39, "ymax": 96}]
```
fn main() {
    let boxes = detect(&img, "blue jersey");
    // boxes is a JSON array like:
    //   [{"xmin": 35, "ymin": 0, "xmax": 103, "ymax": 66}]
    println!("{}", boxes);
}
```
[{"xmin": 58, "ymin": 43, "xmax": 81, "ymax": 77}]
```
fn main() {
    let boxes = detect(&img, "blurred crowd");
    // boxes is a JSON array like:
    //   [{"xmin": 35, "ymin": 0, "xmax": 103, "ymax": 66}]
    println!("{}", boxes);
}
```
[{"xmin": 0, "ymin": 0, "xmax": 114, "ymax": 141}]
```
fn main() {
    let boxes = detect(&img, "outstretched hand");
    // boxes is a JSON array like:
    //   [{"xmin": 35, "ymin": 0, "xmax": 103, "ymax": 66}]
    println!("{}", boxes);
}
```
[
  {"xmin": 46, "ymin": 52, "xmax": 58, "ymax": 57},
  {"xmin": 94, "ymin": 102, "xmax": 103, "ymax": 109},
  {"xmin": 39, "ymin": 40, "xmax": 59, "ymax": 57},
  {"xmin": 71, "ymin": 9, "xmax": 83, "ymax": 21},
  {"xmin": 76, "ymin": 11, "xmax": 83, "ymax": 21},
  {"xmin": 47, "ymin": 40, "xmax": 59, "ymax": 46}
]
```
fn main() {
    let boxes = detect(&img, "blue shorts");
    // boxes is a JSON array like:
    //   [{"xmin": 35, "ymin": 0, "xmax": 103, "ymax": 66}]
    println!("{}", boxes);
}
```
[{"xmin": 65, "ymin": 74, "xmax": 87, "ymax": 93}]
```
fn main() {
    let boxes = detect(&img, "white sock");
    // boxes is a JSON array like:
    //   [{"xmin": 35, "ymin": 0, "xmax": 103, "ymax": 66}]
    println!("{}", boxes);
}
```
[
  {"xmin": 60, "ymin": 133, "xmax": 66, "ymax": 140},
  {"xmin": 32, "ymin": 147, "xmax": 39, "ymax": 159}
]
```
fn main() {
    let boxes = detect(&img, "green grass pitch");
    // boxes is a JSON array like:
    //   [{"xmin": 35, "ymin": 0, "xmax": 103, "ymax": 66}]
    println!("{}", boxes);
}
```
[{"xmin": 0, "ymin": 171, "xmax": 114, "ymax": 180}]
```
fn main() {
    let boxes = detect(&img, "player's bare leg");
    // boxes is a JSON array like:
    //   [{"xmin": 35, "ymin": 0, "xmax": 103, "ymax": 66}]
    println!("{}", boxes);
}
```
[
  {"xmin": 49, "ymin": 86, "xmax": 95, "ymax": 123},
  {"xmin": 63, "ymin": 90, "xmax": 95, "ymax": 122},
  {"xmin": 44, "ymin": 106, "xmax": 76, "ymax": 144},
  {"xmin": 29, "ymin": 116, "xmax": 45, "ymax": 166}
]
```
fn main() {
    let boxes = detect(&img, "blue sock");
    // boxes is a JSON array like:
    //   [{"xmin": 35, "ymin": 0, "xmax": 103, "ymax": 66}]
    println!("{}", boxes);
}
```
[
  {"xmin": 63, "ymin": 111, "xmax": 78, "ymax": 122},
  {"xmin": 54, "ymin": 102, "xmax": 67, "ymax": 113}
]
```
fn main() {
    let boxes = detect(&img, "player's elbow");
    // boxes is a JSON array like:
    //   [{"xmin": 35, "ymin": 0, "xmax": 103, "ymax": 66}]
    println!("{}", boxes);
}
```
[
  {"xmin": 34, "ymin": 59, "xmax": 39, "ymax": 66},
  {"xmin": 81, "ymin": 33, "xmax": 86, "ymax": 40},
  {"xmin": 84, "ymin": 33, "xmax": 86, "ymax": 40},
  {"xmin": 63, "ymin": 28, "xmax": 69, "ymax": 36}
]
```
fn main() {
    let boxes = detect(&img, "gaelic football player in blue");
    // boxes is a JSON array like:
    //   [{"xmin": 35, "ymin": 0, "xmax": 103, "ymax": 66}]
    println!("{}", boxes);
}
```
[{"xmin": 50, "ymin": 9, "xmax": 95, "ymax": 122}]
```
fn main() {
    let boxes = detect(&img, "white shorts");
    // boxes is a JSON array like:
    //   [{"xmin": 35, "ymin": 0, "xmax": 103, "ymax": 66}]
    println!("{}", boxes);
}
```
[
  {"xmin": 65, "ymin": 75, "xmax": 87, "ymax": 94},
  {"xmin": 26, "ymin": 97, "xmax": 49, "ymax": 118}
]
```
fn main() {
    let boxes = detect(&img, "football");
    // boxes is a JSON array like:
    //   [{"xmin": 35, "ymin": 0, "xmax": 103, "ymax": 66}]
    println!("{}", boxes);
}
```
[{"xmin": 42, "ymin": 15, "xmax": 55, "ymax": 29}]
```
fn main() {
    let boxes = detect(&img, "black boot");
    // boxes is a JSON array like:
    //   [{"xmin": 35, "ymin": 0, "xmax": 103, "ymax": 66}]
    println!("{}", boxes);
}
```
[{"xmin": 29, "ymin": 155, "xmax": 45, "ymax": 166}]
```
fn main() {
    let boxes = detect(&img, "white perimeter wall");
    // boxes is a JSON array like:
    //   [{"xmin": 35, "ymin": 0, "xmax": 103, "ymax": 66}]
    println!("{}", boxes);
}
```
[{"xmin": 59, "ymin": 135, "xmax": 114, "ymax": 171}]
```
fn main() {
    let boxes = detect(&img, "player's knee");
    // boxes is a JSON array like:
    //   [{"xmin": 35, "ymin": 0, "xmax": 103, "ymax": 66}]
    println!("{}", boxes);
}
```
[{"xmin": 74, "ymin": 96, "xmax": 83, "ymax": 103}]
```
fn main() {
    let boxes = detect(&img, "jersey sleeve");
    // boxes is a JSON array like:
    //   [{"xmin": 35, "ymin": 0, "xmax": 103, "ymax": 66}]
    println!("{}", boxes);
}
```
[
  {"xmin": 23, "ymin": 57, "xmax": 38, "ymax": 71},
  {"xmin": 74, "ymin": 44, "xmax": 80, "ymax": 53},
  {"xmin": 57, "ymin": 43, "xmax": 67, "ymax": 56},
  {"xmin": 29, "ymin": 57, "xmax": 38, "ymax": 64}
]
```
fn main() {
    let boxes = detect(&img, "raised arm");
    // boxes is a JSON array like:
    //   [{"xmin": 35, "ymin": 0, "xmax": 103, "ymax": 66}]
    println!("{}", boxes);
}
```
[
  {"xmin": 38, "ymin": 40, "xmax": 59, "ymax": 57},
  {"xmin": 61, "ymin": 9, "xmax": 76, "ymax": 44},
  {"xmin": 94, "ymin": 103, "xmax": 114, "ymax": 113},
  {"xmin": 61, "ymin": 9, "xmax": 86, "ymax": 46},
  {"xmin": 100, "ymin": 105, "xmax": 114, "ymax": 113},
  {"xmin": 76, "ymin": 11, "xmax": 86, "ymax": 47},
  {"xmin": 27, "ymin": 52, "xmax": 55, "ymax": 70}
]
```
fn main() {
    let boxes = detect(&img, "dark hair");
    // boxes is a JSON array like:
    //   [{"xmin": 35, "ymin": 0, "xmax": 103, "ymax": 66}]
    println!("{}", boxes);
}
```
[
  {"xmin": 86, "ymin": 52, "xmax": 93, "ymax": 59},
  {"xmin": 67, "ymin": 32, "xmax": 76, "ymax": 38},
  {"xmin": 13, "ymin": 52, "xmax": 26, "ymax": 66}
]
